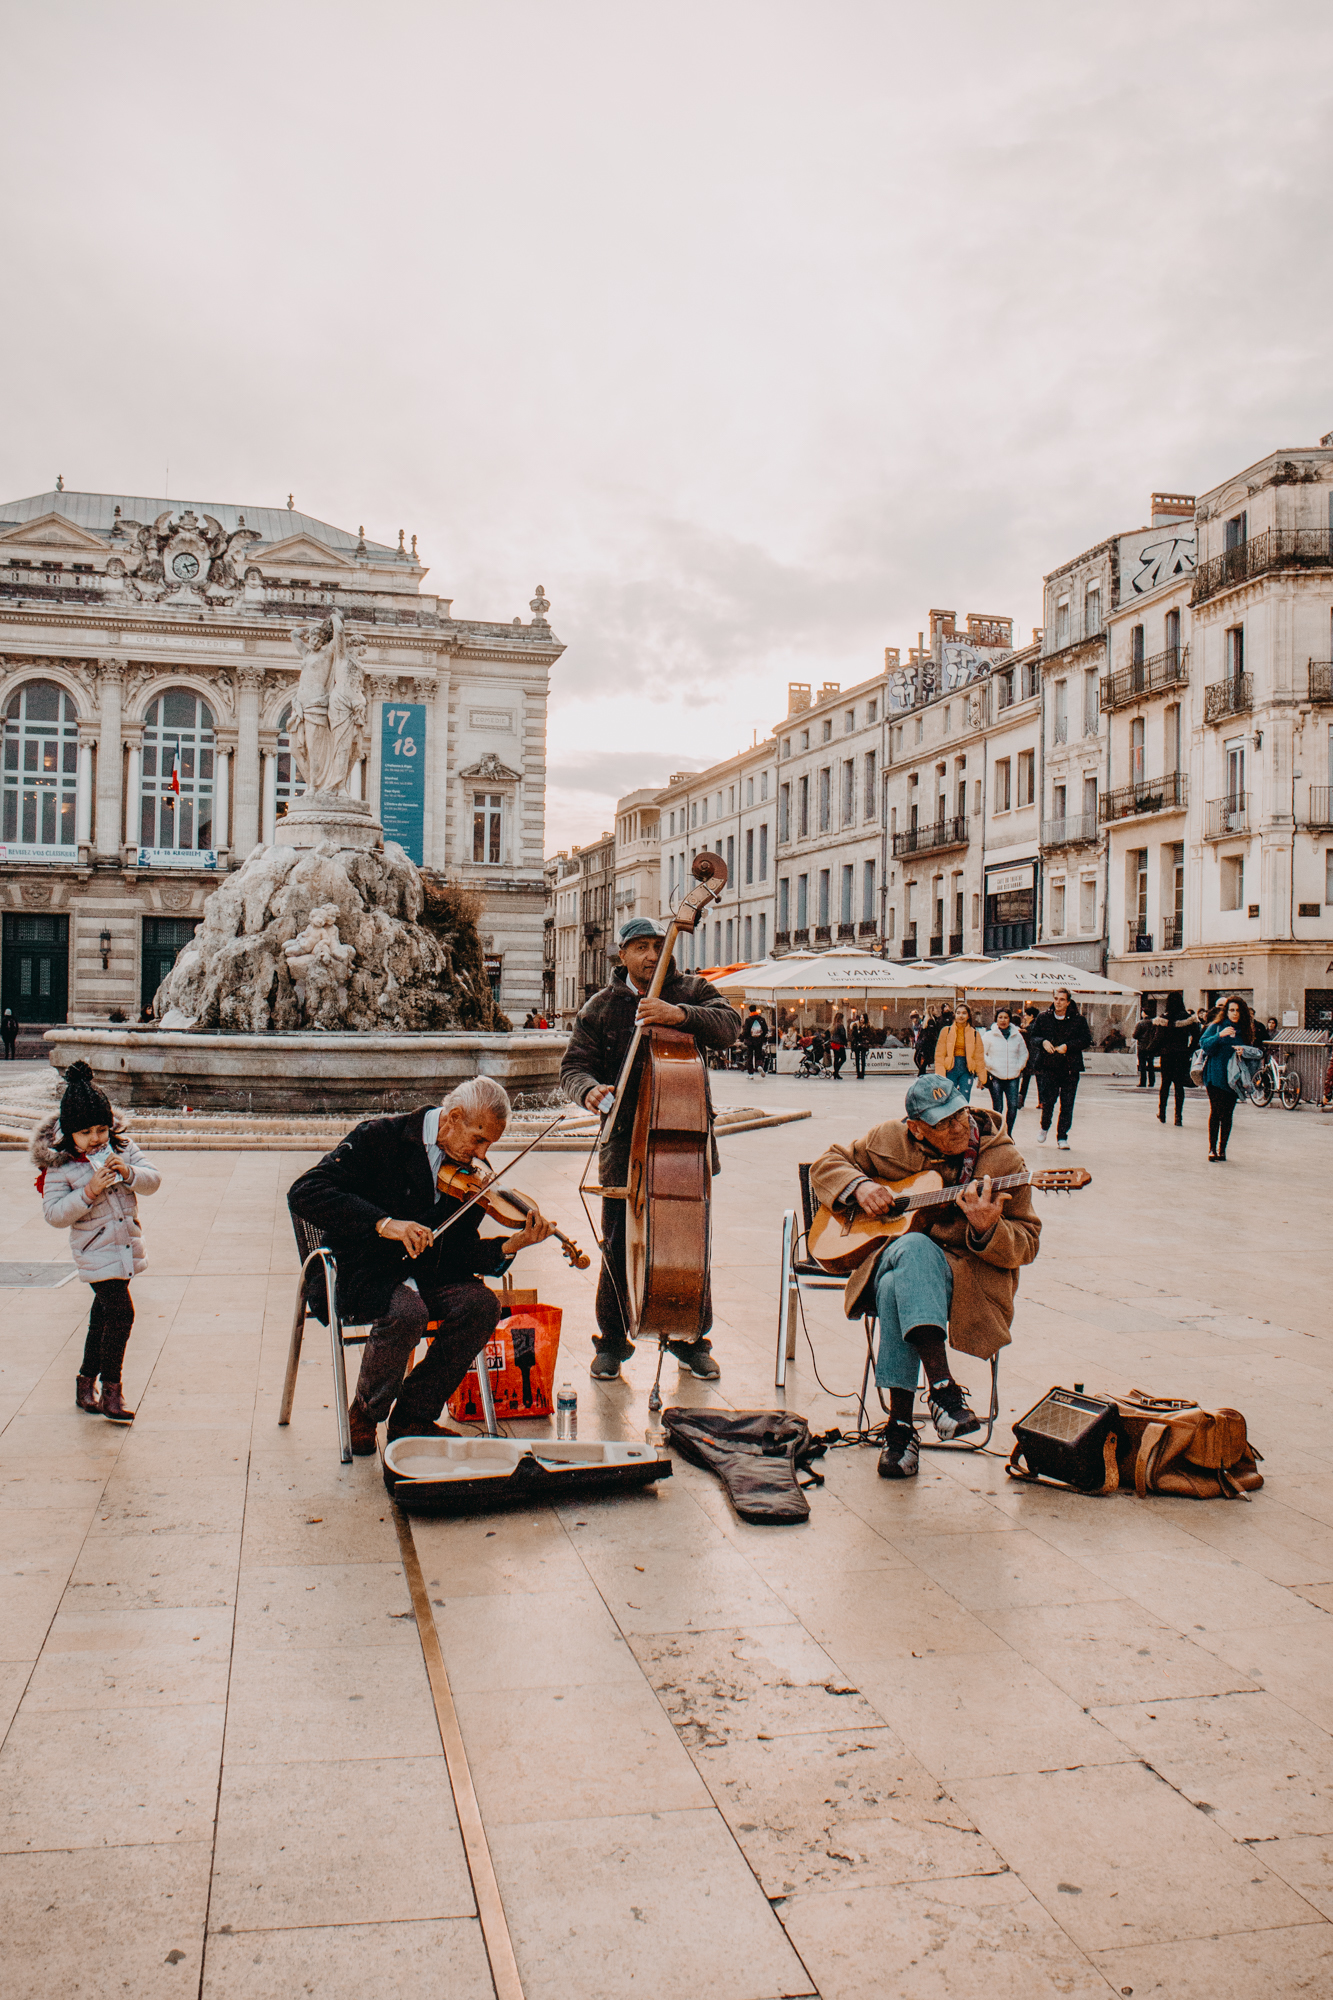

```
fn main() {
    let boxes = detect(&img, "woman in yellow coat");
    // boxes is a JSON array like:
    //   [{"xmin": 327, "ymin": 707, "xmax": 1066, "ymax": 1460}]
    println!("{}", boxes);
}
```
[{"xmin": 933, "ymin": 1002, "xmax": 988, "ymax": 1102}]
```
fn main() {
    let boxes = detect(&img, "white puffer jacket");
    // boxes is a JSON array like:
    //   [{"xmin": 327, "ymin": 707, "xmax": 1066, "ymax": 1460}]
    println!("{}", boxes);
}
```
[
  {"xmin": 31, "ymin": 1112, "xmax": 161, "ymax": 1281},
  {"xmin": 981, "ymin": 1023, "xmax": 1028, "ymax": 1081}
]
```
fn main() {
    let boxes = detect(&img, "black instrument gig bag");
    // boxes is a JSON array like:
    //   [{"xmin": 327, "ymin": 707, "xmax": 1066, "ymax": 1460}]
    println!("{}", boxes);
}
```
[{"xmin": 662, "ymin": 1407, "xmax": 828, "ymax": 1524}]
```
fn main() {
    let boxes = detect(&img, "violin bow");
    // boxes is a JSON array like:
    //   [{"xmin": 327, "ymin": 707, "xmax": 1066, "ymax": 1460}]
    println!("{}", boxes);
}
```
[{"xmin": 428, "ymin": 1110, "xmax": 568, "ymax": 1243}]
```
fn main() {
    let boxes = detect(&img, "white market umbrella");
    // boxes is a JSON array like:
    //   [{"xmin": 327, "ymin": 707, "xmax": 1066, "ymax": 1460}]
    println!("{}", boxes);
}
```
[
  {"xmin": 953, "ymin": 950, "xmax": 1137, "ymax": 998},
  {"xmin": 712, "ymin": 951, "xmax": 954, "ymax": 1001}
]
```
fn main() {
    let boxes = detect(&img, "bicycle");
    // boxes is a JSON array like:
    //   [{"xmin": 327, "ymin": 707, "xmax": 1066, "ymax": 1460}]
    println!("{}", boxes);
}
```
[{"xmin": 1248, "ymin": 1047, "xmax": 1302, "ymax": 1110}]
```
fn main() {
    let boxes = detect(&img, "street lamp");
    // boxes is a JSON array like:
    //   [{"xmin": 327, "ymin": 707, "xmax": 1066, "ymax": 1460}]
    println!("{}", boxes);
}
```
[{"xmin": 98, "ymin": 928, "xmax": 112, "ymax": 970}]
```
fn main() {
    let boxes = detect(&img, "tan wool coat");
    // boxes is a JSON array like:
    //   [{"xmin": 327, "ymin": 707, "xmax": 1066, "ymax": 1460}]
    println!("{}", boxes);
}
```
[
  {"xmin": 934, "ymin": 1022, "xmax": 988, "ymax": 1085},
  {"xmin": 808, "ymin": 1108, "xmax": 1040, "ymax": 1359}
]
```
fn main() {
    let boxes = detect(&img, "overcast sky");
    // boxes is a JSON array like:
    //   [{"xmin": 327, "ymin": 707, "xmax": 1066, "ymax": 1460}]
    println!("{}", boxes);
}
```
[{"xmin": 4, "ymin": 1, "xmax": 1332, "ymax": 850}]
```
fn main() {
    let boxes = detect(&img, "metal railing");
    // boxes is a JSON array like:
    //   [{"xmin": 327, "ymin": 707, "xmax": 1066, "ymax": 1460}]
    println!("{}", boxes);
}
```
[
  {"xmin": 837, "ymin": 921, "xmax": 855, "ymax": 940},
  {"xmin": 1128, "ymin": 926, "xmax": 1154, "ymax": 953},
  {"xmin": 792, "ymin": 926, "xmax": 809, "ymax": 945},
  {"xmin": 1205, "ymin": 793, "xmax": 1248, "ymax": 839},
  {"xmin": 814, "ymin": 925, "xmax": 831, "ymax": 943},
  {"xmin": 1042, "ymin": 812, "xmax": 1099, "ymax": 847},
  {"xmin": 901, "ymin": 931, "xmax": 918, "ymax": 959},
  {"xmin": 1204, "ymin": 673, "xmax": 1253, "ymax": 724},
  {"xmin": 773, "ymin": 929, "xmax": 790, "ymax": 948},
  {"xmin": 1308, "ymin": 661, "xmax": 1333, "ymax": 703},
  {"xmin": 892, "ymin": 815, "xmax": 968, "ymax": 857},
  {"xmin": 857, "ymin": 919, "xmax": 877, "ymax": 937},
  {"xmin": 928, "ymin": 935, "xmax": 944, "ymax": 957},
  {"xmin": 1100, "ymin": 772, "xmax": 1188, "ymax": 823},
  {"xmin": 1193, "ymin": 527, "xmax": 1333, "ymax": 604},
  {"xmin": 1307, "ymin": 786, "xmax": 1333, "ymax": 829},
  {"xmin": 1100, "ymin": 646, "xmax": 1189, "ymax": 712},
  {"xmin": 1161, "ymin": 920, "xmax": 1183, "ymax": 950},
  {"xmin": 948, "ymin": 932, "xmax": 964, "ymax": 955}
]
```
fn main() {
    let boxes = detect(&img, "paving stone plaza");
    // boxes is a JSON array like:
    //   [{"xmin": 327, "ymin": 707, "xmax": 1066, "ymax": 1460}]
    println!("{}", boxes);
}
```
[{"xmin": 1, "ymin": 1067, "xmax": 1330, "ymax": 2000}]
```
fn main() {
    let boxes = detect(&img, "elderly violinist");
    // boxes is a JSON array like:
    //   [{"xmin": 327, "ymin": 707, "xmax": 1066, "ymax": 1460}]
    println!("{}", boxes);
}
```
[
  {"xmin": 288, "ymin": 1077, "xmax": 554, "ymax": 1455},
  {"xmin": 561, "ymin": 916, "xmax": 739, "ymax": 1381}
]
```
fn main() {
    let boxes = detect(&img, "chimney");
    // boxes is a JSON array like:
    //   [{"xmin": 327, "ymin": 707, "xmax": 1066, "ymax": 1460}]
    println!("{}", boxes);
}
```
[
  {"xmin": 1151, "ymin": 491, "xmax": 1195, "ymax": 526},
  {"xmin": 787, "ymin": 683, "xmax": 812, "ymax": 716}
]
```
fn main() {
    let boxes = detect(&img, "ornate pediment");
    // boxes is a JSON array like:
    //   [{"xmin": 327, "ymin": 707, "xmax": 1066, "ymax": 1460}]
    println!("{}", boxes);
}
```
[
  {"xmin": 0, "ymin": 511, "xmax": 108, "ymax": 552},
  {"xmin": 254, "ymin": 533, "xmax": 354, "ymax": 570},
  {"xmin": 460, "ymin": 751, "xmax": 522, "ymax": 783}
]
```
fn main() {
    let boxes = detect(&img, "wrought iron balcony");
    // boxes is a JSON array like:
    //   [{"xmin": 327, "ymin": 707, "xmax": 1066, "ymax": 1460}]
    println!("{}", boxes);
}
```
[
  {"xmin": 1042, "ymin": 812, "xmax": 1099, "ymax": 848},
  {"xmin": 892, "ymin": 815, "xmax": 968, "ymax": 858},
  {"xmin": 857, "ymin": 919, "xmax": 877, "ymax": 937},
  {"xmin": 773, "ymin": 929, "xmax": 791, "ymax": 948},
  {"xmin": 1193, "ymin": 527, "xmax": 1333, "ymax": 604},
  {"xmin": 1161, "ymin": 920, "xmax": 1183, "ymax": 950},
  {"xmin": 901, "ymin": 930, "xmax": 918, "ymax": 959},
  {"xmin": 1205, "ymin": 793, "xmax": 1249, "ymax": 839},
  {"xmin": 837, "ymin": 921, "xmax": 856, "ymax": 940},
  {"xmin": 1100, "ymin": 772, "xmax": 1188, "ymax": 823},
  {"xmin": 814, "ymin": 925, "xmax": 831, "ymax": 943},
  {"xmin": 948, "ymin": 932, "xmax": 964, "ymax": 955},
  {"xmin": 792, "ymin": 926, "xmax": 810, "ymax": 945},
  {"xmin": 1308, "ymin": 661, "xmax": 1333, "ymax": 703},
  {"xmin": 1127, "ymin": 925, "xmax": 1155, "ymax": 953},
  {"xmin": 1204, "ymin": 673, "xmax": 1252, "ymax": 724},
  {"xmin": 1100, "ymin": 646, "xmax": 1189, "ymax": 713},
  {"xmin": 1306, "ymin": 786, "xmax": 1333, "ymax": 829},
  {"xmin": 928, "ymin": 934, "xmax": 945, "ymax": 957}
]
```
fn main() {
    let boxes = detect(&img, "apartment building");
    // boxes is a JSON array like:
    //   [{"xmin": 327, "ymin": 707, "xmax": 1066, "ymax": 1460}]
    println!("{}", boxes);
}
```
[
  {"xmin": 979, "ymin": 640, "xmax": 1042, "ymax": 952},
  {"xmin": 576, "ymin": 831, "xmax": 615, "ymax": 1002},
  {"xmin": 1105, "ymin": 440, "xmax": 1333, "ymax": 1024},
  {"xmin": 774, "ymin": 679, "xmax": 885, "ymax": 954},
  {"xmin": 612, "ymin": 789, "xmax": 662, "ymax": 932},
  {"xmin": 657, "ymin": 739, "xmax": 779, "ymax": 970},
  {"xmin": 548, "ymin": 850, "xmax": 582, "ymax": 1020},
  {"xmin": 1037, "ymin": 531, "xmax": 1115, "ymax": 968}
]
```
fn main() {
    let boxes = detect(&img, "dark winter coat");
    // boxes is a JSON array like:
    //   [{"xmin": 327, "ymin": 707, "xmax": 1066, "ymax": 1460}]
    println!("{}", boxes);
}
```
[
  {"xmin": 1199, "ymin": 1021, "xmax": 1250, "ymax": 1092},
  {"xmin": 1156, "ymin": 1018, "xmax": 1199, "ymax": 1085},
  {"xmin": 915, "ymin": 1013, "xmax": 947, "ymax": 1071},
  {"xmin": 560, "ymin": 962, "xmax": 739, "ymax": 1179},
  {"xmin": 1029, "ymin": 1005, "xmax": 1092, "ymax": 1078},
  {"xmin": 287, "ymin": 1109, "xmax": 511, "ymax": 1325}
]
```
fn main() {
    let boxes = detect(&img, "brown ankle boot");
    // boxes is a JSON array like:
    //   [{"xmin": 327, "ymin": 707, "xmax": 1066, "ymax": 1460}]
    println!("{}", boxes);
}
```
[
  {"xmin": 347, "ymin": 1398, "xmax": 378, "ymax": 1456},
  {"xmin": 99, "ymin": 1382, "xmax": 135, "ymax": 1424},
  {"xmin": 76, "ymin": 1373, "xmax": 102, "ymax": 1414}
]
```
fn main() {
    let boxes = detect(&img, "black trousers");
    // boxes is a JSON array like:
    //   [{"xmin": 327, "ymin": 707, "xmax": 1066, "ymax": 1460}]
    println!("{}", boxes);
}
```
[
  {"xmin": 353, "ymin": 1280, "xmax": 500, "ymax": 1425},
  {"xmin": 595, "ymin": 1197, "xmax": 712, "ymax": 1353},
  {"xmin": 745, "ymin": 1041, "xmax": 766, "ymax": 1073},
  {"xmin": 1206, "ymin": 1085, "xmax": 1237, "ymax": 1157},
  {"xmin": 1159, "ymin": 1075, "xmax": 1185, "ymax": 1122},
  {"xmin": 1016, "ymin": 1063, "xmax": 1035, "ymax": 1109},
  {"xmin": 1037, "ymin": 1072, "xmax": 1080, "ymax": 1140},
  {"xmin": 1138, "ymin": 1053, "xmax": 1157, "ymax": 1086},
  {"xmin": 853, "ymin": 1046, "xmax": 868, "ymax": 1079},
  {"xmin": 81, "ymin": 1278, "xmax": 135, "ymax": 1384},
  {"xmin": 831, "ymin": 1046, "xmax": 846, "ymax": 1078}
]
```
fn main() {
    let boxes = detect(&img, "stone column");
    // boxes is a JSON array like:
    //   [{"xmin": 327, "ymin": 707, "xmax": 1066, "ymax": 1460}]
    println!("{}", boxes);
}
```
[
  {"xmin": 214, "ymin": 746, "xmax": 230, "ymax": 857},
  {"xmin": 124, "ymin": 744, "xmax": 141, "ymax": 855},
  {"xmin": 76, "ymin": 741, "xmax": 94, "ymax": 849},
  {"xmin": 234, "ymin": 667, "xmax": 262, "ymax": 855},
  {"xmin": 261, "ymin": 751, "xmax": 277, "ymax": 846},
  {"xmin": 94, "ymin": 661, "xmax": 124, "ymax": 859}
]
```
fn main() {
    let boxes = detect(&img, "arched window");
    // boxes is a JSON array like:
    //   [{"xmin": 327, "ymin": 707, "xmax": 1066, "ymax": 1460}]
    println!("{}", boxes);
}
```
[
  {"xmin": 2, "ymin": 679, "xmax": 79, "ymax": 851},
  {"xmin": 140, "ymin": 690, "xmax": 215, "ymax": 853},
  {"xmin": 275, "ymin": 708, "xmax": 307, "ymax": 819}
]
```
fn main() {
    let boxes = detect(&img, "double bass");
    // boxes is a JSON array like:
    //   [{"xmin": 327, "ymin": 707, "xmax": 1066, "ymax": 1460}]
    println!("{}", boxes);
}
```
[{"xmin": 592, "ymin": 852, "xmax": 729, "ymax": 1389}]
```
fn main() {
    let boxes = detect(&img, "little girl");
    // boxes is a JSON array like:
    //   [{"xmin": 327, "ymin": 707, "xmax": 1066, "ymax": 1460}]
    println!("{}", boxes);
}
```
[{"xmin": 32, "ymin": 1060, "xmax": 161, "ymax": 1423}]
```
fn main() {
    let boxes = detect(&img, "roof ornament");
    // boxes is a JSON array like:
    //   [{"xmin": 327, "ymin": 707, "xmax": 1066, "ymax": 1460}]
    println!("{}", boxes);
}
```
[
  {"xmin": 356, "ymin": 526, "xmax": 367, "ymax": 557},
  {"xmin": 288, "ymin": 493, "xmax": 295, "ymax": 510},
  {"xmin": 397, "ymin": 529, "xmax": 406, "ymax": 556},
  {"xmin": 530, "ymin": 585, "xmax": 550, "ymax": 621},
  {"xmin": 111, "ymin": 505, "xmax": 123, "ymax": 537},
  {"xmin": 237, "ymin": 513, "xmax": 245, "ymax": 527},
  {"xmin": 56, "ymin": 474, "xmax": 64, "ymax": 492},
  {"xmin": 410, "ymin": 534, "xmax": 417, "ymax": 559}
]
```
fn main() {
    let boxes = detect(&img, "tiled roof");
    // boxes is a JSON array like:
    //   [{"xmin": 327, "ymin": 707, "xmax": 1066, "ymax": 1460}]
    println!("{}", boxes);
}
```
[{"xmin": 0, "ymin": 490, "xmax": 401, "ymax": 559}]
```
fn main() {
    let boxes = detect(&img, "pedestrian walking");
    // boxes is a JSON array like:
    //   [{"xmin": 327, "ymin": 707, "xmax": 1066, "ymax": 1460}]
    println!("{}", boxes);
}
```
[
  {"xmin": 1133, "ymin": 1006, "xmax": 1160, "ymax": 1088},
  {"xmin": 1016, "ymin": 1002, "xmax": 1040, "ymax": 1111},
  {"xmin": 741, "ymin": 1005, "xmax": 770, "ymax": 1075},
  {"xmin": 829, "ymin": 1013, "xmax": 848, "ymax": 1081},
  {"xmin": 1031, "ymin": 986, "xmax": 1092, "ymax": 1149},
  {"xmin": 1199, "ymin": 994, "xmax": 1255, "ymax": 1163},
  {"xmin": 981, "ymin": 1006, "xmax": 1027, "ymax": 1131},
  {"xmin": 916, "ymin": 1003, "xmax": 947, "ymax": 1074},
  {"xmin": 933, "ymin": 1002, "xmax": 987, "ymax": 1102},
  {"xmin": 1, "ymin": 1008, "xmax": 18, "ymax": 1059},
  {"xmin": 31, "ymin": 1060, "xmax": 161, "ymax": 1423},
  {"xmin": 1155, "ymin": 995, "xmax": 1199, "ymax": 1127},
  {"xmin": 850, "ymin": 1012, "xmax": 871, "ymax": 1081}
]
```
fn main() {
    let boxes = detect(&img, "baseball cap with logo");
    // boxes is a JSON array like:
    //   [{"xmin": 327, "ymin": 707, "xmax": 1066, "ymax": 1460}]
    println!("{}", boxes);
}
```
[{"xmin": 903, "ymin": 1075, "xmax": 972, "ymax": 1125}]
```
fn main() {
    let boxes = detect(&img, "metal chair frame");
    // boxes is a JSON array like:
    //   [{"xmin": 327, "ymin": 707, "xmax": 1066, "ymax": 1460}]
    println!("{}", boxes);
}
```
[
  {"xmin": 776, "ymin": 1163, "xmax": 1000, "ymax": 1449},
  {"xmin": 280, "ymin": 1220, "xmax": 499, "ymax": 1465}
]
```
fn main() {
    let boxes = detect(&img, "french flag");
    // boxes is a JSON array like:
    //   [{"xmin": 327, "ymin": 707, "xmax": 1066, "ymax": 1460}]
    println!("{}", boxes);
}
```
[{"xmin": 170, "ymin": 749, "xmax": 181, "ymax": 799}]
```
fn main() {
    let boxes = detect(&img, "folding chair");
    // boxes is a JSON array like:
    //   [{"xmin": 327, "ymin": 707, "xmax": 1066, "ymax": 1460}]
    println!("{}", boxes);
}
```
[{"xmin": 279, "ymin": 1215, "xmax": 501, "ymax": 1465}]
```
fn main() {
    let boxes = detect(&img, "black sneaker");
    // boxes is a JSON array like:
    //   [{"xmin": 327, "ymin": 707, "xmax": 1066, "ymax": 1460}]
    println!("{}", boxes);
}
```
[
  {"xmin": 928, "ymin": 1381, "xmax": 981, "ymax": 1440},
  {"xmin": 667, "ymin": 1338, "xmax": 720, "ymax": 1380},
  {"xmin": 590, "ymin": 1347, "xmax": 632, "ymax": 1380},
  {"xmin": 877, "ymin": 1423, "xmax": 920, "ymax": 1479}
]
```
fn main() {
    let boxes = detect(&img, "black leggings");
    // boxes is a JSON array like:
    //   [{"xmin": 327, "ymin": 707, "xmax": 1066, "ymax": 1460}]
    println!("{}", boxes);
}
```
[
  {"xmin": 1206, "ymin": 1085, "xmax": 1236, "ymax": 1158},
  {"xmin": 80, "ymin": 1278, "xmax": 135, "ymax": 1384},
  {"xmin": 1159, "ymin": 1075, "xmax": 1185, "ymax": 1121}
]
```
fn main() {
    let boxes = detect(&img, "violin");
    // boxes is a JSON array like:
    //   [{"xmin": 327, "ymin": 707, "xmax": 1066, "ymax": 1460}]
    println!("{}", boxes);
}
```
[{"xmin": 434, "ymin": 1160, "xmax": 591, "ymax": 1270}]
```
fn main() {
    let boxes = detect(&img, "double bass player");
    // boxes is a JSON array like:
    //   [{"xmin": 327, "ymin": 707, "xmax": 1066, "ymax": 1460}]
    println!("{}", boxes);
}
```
[{"xmin": 562, "ymin": 915, "xmax": 739, "ymax": 1380}]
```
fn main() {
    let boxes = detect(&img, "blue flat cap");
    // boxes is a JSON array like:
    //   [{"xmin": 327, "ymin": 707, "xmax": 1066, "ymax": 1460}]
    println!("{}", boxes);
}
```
[
  {"xmin": 904, "ymin": 1075, "xmax": 971, "ymax": 1125},
  {"xmin": 618, "ymin": 917, "xmax": 665, "ymax": 945}
]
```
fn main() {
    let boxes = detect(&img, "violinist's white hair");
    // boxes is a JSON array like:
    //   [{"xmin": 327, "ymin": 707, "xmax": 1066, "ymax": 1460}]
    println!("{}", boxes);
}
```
[{"xmin": 440, "ymin": 1076, "xmax": 510, "ymax": 1126}]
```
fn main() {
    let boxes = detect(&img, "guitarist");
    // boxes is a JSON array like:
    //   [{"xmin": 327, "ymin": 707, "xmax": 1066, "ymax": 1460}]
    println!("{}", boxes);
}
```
[{"xmin": 810, "ymin": 1075, "xmax": 1041, "ymax": 1480}]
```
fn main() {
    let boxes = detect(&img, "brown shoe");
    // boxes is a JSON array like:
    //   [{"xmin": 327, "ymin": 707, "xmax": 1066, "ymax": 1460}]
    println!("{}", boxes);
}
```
[
  {"xmin": 99, "ymin": 1382, "xmax": 135, "ymax": 1424},
  {"xmin": 347, "ymin": 1398, "xmax": 378, "ymax": 1456},
  {"xmin": 385, "ymin": 1414, "xmax": 459, "ymax": 1445},
  {"xmin": 76, "ymin": 1373, "xmax": 102, "ymax": 1414}
]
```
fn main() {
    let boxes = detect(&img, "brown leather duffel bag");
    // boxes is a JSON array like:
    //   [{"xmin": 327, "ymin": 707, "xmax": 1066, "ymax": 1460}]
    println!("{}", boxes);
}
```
[{"xmin": 1108, "ymin": 1391, "xmax": 1263, "ymax": 1499}]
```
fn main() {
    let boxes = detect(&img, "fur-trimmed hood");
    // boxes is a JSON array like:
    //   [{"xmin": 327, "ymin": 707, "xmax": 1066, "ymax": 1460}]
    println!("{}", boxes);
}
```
[{"xmin": 29, "ymin": 1107, "xmax": 130, "ymax": 1172}]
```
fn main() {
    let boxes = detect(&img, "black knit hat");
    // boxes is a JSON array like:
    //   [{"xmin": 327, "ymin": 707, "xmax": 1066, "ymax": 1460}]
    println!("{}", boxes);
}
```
[{"xmin": 58, "ymin": 1060, "xmax": 115, "ymax": 1148}]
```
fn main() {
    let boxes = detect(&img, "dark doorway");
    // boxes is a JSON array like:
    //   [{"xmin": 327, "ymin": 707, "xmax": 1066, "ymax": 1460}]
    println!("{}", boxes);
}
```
[
  {"xmin": 1, "ymin": 912, "xmax": 69, "ymax": 1024},
  {"xmin": 141, "ymin": 916, "xmax": 199, "ymax": 1013},
  {"xmin": 1305, "ymin": 989, "xmax": 1333, "ymax": 1031}
]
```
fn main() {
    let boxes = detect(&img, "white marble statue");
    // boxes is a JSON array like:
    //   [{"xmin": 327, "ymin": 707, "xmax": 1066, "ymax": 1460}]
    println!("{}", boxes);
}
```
[
  {"xmin": 288, "ymin": 611, "xmax": 370, "ymax": 794},
  {"xmin": 283, "ymin": 903, "xmax": 357, "ymax": 986}
]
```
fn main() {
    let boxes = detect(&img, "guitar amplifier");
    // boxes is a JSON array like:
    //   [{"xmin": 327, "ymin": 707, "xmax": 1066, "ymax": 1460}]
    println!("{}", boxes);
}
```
[{"xmin": 1011, "ymin": 1387, "xmax": 1118, "ymax": 1491}]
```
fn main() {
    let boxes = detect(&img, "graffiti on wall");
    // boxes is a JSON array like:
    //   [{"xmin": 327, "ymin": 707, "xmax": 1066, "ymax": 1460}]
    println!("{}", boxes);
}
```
[{"xmin": 1120, "ymin": 530, "xmax": 1197, "ymax": 600}]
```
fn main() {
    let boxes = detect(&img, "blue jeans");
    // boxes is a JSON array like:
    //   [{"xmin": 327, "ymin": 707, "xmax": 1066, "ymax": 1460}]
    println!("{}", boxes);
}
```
[
  {"xmin": 946, "ymin": 1057, "xmax": 973, "ymax": 1101},
  {"xmin": 872, "ymin": 1234, "xmax": 953, "ymax": 1391},
  {"xmin": 988, "ymin": 1075, "xmax": 1020, "ymax": 1129}
]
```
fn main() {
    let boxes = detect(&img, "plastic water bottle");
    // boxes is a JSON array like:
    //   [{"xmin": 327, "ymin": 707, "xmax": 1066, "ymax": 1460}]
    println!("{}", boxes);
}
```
[{"xmin": 556, "ymin": 1383, "xmax": 577, "ymax": 1441}]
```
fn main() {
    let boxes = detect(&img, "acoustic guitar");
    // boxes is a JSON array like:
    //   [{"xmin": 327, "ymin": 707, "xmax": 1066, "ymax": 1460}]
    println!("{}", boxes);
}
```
[{"xmin": 807, "ymin": 1166, "xmax": 1092, "ymax": 1276}]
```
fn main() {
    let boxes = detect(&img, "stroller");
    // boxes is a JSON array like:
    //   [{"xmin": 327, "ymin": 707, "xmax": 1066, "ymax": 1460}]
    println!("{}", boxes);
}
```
[{"xmin": 796, "ymin": 1035, "xmax": 830, "ymax": 1080}]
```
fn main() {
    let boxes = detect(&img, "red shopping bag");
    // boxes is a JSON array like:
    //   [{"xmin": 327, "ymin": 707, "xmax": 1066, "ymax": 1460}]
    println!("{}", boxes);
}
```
[{"xmin": 447, "ymin": 1304, "xmax": 564, "ymax": 1424}]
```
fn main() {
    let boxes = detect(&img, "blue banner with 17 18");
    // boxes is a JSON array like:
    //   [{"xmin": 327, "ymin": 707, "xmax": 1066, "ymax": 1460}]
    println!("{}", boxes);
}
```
[{"xmin": 379, "ymin": 702, "xmax": 426, "ymax": 864}]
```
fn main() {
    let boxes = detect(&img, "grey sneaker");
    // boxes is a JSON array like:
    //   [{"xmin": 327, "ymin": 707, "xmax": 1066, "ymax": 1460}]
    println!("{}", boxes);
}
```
[
  {"xmin": 668, "ymin": 1339, "xmax": 720, "ymax": 1380},
  {"xmin": 877, "ymin": 1422, "xmax": 920, "ymax": 1479},
  {"xmin": 590, "ymin": 1347, "xmax": 632, "ymax": 1380},
  {"xmin": 927, "ymin": 1381, "xmax": 981, "ymax": 1440}
]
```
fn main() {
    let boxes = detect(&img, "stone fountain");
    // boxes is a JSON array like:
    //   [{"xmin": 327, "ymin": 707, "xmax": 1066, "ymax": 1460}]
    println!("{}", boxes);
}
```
[{"xmin": 47, "ymin": 612, "xmax": 564, "ymax": 1112}]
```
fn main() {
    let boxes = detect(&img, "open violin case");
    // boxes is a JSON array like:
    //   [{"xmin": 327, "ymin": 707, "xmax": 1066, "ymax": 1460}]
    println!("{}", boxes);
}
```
[{"xmin": 382, "ymin": 1434, "xmax": 673, "ymax": 1515}]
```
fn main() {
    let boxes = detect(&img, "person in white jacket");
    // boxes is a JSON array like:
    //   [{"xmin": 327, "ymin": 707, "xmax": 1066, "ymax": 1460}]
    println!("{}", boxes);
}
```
[
  {"xmin": 981, "ymin": 1007, "xmax": 1028, "ymax": 1133},
  {"xmin": 32, "ymin": 1060, "xmax": 161, "ymax": 1424}
]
